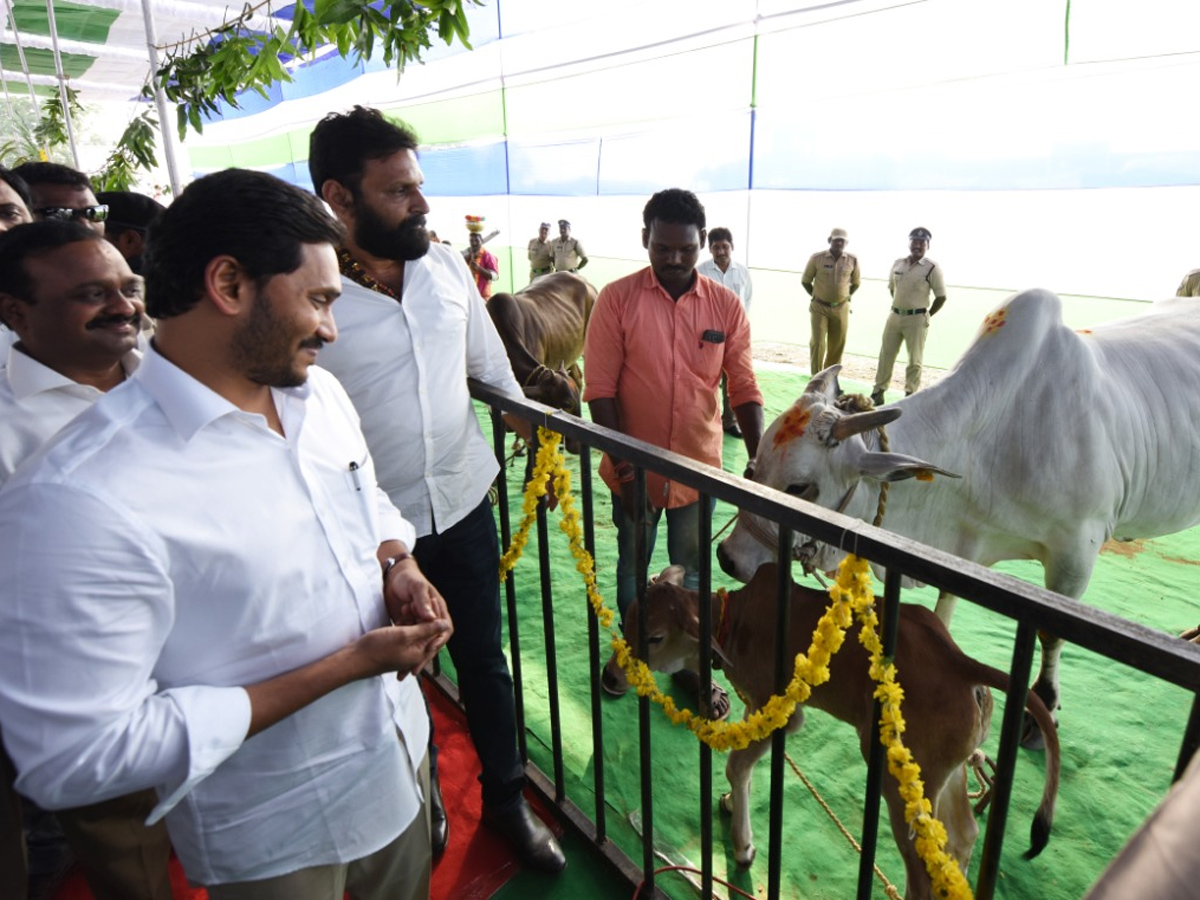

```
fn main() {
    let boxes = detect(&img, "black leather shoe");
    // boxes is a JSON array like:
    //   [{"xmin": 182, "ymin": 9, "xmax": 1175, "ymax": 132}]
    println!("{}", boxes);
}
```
[
  {"xmin": 723, "ymin": 423, "xmax": 743, "ymax": 437},
  {"xmin": 483, "ymin": 797, "xmax": 566, "ymax": 873},
  {"xmin": 429, "ymin": 771, "xmax": 448, "ymax": 855}
]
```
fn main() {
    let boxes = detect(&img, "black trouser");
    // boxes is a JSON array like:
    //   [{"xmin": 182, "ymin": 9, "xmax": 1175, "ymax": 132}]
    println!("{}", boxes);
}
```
[{"xmin": 414, "ymin": 498, "xmax": 525, "ymax": 810}]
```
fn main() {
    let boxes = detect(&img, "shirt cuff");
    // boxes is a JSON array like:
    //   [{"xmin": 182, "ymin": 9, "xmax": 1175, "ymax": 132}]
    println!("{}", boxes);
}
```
[{"xmin": 147, "ymin": 685, "xmax": 252, "ymax": 823}]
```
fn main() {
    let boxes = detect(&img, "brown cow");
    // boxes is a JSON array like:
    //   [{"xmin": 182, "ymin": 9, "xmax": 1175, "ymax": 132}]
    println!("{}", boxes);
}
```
[
  {"xmin": 486, "ymin": 271, "xmax": 596, "ymax": 417},
  {"xmin": 626, "ymin": 564, "xmax": 1060, "ymax": 900}
]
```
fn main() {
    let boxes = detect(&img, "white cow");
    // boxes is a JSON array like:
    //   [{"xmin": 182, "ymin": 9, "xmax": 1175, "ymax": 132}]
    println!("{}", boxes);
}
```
[{"xmin": 717, "ymin": 289, "xmax": 1200, "ymax": 745}]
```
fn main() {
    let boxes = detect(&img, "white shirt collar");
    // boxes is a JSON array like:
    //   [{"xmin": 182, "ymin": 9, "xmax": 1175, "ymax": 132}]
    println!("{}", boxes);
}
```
[
  {"xmin": 6, "ymin": 342, "xmax": 141, "ymax": 401},
  {"xmin": 137, "ymin": 341, "xmax": 312, "ymax": 443}
]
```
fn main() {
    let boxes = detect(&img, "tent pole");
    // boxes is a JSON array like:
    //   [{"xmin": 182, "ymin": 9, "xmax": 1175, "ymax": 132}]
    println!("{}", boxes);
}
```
[
  {"xmin": 139, "ymin": 0, "xmax": 182, "ymax": 195},
  {"xmin": 0, "ymin": 59, "xmax": 15, "ymax": 121},
  {"xmin": 3, "ymin": 0, "xmax": 44, "ymax": 124},
  {"xmin": 44, "ymin": 0, "xmax": 82, "ymax": 169}
]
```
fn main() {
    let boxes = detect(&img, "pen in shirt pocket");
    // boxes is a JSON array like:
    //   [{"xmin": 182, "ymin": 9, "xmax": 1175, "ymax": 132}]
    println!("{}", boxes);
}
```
[{"xmin": 349, "ymin": 458, "xmax": 375, "ymax": 529}]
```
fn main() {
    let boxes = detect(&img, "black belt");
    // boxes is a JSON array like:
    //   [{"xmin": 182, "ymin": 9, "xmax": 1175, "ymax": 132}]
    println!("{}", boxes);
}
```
[
  {"xmin": 813, "ymin": 298, "xmax": 845, "ymax": 308},
  {"xmin": 531, "ymin": 267, "xmax": 552, "ymax": 275},
  {"xmin": 892, "ymin": 307, "xmax": 927, "ymax": 316}
]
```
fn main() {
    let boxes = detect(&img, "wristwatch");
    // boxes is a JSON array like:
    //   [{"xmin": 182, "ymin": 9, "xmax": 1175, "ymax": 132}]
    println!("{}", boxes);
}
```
[{"xmin": 384, "ymin": 552, "xmax": 413, "ymax": 577}]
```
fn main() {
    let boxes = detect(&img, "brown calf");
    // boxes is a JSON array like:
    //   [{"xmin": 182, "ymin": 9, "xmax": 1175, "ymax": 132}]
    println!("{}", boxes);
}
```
[
  {"xmin": 625, "ymin": 563, "xmax": 1060, "ymax": 900},
  {"xmin": 486, "ymin": 271, "xmax": 597, "ymax": 416}
]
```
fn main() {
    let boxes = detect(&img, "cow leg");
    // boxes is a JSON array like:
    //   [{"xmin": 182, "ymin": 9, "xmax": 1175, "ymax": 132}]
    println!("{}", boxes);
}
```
[
  {"xmin": 881, "ymin": 780, "xmax": 933, "ymax": 900},
  {"xmin": 723, "ymin": 736, "xmax": 771, "ymax": 867},
  {"xmin": 1023, "ymin": 550, "xmax": 1093, "ymax": 748},
  {"xmin": 934, "ymin": 590, "xmax": 958, "ymax": 627},
  {"xmin": 933, "ymin": 763, "xmax": 979, "ymax": 872}
]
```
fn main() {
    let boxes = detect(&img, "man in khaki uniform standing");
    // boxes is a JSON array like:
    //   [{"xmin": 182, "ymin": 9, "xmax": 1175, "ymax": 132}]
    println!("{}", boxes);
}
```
[
  {"xmin": 527, "ymin": 222, "xmax": 554, "ymax": 283},
  {"xmin": 802, "ymin": 227, "xmax": 860, "ymax": 375},
  {"xmin": 551, "ymin": 219, "xmax": 588, "ymax": 273},
  {"xmin": 871, "ymin": 226, "xmax": 947, "ymax": 405}
]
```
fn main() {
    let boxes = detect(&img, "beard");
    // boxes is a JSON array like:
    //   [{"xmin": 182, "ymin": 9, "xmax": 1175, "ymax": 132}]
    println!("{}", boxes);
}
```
[
  {"xmin": 231, "ymin": 294, "xmax": 320, "ymax": 389},
  {"xmin": 353, "ymin": 197, "xmax": 431, "ymax": 262}
]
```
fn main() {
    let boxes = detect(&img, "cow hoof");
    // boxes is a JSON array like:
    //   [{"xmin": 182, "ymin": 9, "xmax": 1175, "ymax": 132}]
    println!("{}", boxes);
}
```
[
  {"xmin": 1020, "ymin": 712, "xmax": 1046, "ymax": 751},
  {"xmin": 719, "ymin": 792, "xmax": 734, "ymax": 815},
  {"xmin": 735, "ymin": 843, "xmax": 756, "ymax": 867}
]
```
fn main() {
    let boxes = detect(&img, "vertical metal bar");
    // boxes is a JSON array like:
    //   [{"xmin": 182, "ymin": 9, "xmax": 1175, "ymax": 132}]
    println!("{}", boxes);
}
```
[
  {"xmin": 634, "ymin": 467, "xmax": 655, "ymax": 892},
  {"xmin": 766, "ymin": 527, "xmax": 792, "ymax": 900},
  {"xmin": 975, "ymin": 620, "xmax": 1038, "ymax": 900},
  {"xmin": 581, "ymin": 440, "xmax": 607, "ymax": 839},
  {"xmin": 696, "ymin": 494, "xmax": 714, "ymax": 900},
  {"xmin": 138, "ymin": 0, "xmax": 182, "ymax": 193},
  {"xmin": 4, "ymin": 0, "xmax": 43, "ymax": 123},
  {"xmin": 1174, "ymin": 693, "xmax": 1200, "ymax": 782},
  {"xmin": 856, "ymin": 567, "xmax": 902, "ymax": 899},
  {"xmin": 491, "ymin": 406, "xmax": 526, "ymax": 760},
  {"xmin": 43, "ymin": 0, "xmax": 80, "ymax": 169},
  {"xmin": 535, "ymin": 434, "xmax": 565, "ymax": 799}
]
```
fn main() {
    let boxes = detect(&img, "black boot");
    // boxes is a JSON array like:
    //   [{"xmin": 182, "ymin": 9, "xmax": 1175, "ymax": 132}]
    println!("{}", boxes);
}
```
[{"xmin": 482, "ymin": 796, "xmax": 566, "ymax": 873}]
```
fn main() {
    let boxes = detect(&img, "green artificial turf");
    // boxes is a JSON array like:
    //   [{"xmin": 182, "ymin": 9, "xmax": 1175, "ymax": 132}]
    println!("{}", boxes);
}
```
[{"xmin": 459, "ymin": 365, "xmax": 1199, "ymax": 899}]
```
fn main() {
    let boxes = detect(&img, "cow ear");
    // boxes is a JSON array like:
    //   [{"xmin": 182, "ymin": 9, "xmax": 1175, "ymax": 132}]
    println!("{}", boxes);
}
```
[
  {"xmin": 857, "ymin": 451, "xmax": 961, "ymax": 483},
  {"xmin": 803, "ymin": 365, "xmax": 842, "ymax": 401},
  {"xmin": 670, "ymin": 596, "xmax": 702, "ymax": 641}
]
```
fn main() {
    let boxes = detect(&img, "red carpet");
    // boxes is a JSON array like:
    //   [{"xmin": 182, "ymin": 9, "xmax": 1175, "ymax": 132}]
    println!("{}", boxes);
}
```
[{"xmin": 50, "ymin": 678, "xmax": 535, "ymax": 900}]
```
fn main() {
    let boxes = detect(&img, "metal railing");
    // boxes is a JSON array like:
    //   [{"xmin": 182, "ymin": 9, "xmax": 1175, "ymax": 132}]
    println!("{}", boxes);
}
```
[{"xmin": 447, "ymin": 379, "xmax": 1200, "ymax": 900}]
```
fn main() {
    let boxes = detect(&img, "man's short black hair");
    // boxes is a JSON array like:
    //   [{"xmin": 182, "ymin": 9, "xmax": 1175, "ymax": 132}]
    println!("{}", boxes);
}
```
[
  {"xmin": 308, "ymin": 106, "xmax": 420, "ymax": 198},
  {"xmin": 96, "ymin": 191, "xmax": 166, "ymax": 238},
  {"xmin": 642, "ymin": 188, "xmax": 706, "ymax": 232},
  {"xmin": 143, "ymin": 168, "xmax": 345, "ymax": 320},
  {"xmin": 0, "ymin": 219, "xmax": 102, "ymax": 319},
  {"xmin": 12, "ymin": 161, "xmax": 92, "ymax": 192},
  {"xmin": 0, "ymin": 167, "xmax": 32, "ymax": 209},
  {"xmin": 708, "ymin": 227, "xmax": 733, "ymax": 246}
]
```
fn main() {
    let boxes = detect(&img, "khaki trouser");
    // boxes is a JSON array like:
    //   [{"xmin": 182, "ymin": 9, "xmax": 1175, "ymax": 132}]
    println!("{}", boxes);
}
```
[
  {"xmin": 1, "ymin": 740, "xmax": 171, "ymax": 900},
  {"xmin": 873, "ymin": 310, "xmax": 930, "ymax": 395},
  {"xmin": 57, "ymin": 790, "xmax": 173, "ymax": 900},
  {"xmin": 809, "ymin": 300, "xmax": 849, "ymax": 375},
  {"xmin": 205, "ymin": 753, "xmax": 431, "ymax": 900}
]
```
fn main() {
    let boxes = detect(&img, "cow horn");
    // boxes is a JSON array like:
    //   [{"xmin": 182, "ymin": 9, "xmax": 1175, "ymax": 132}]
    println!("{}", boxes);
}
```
[
  {"xmin": 804, "ymin": 365, "xmax": 842, "ymax": 400},
  {"xmin": 830, "ymin": 407, "xmax": 902, "ymax": 442}
]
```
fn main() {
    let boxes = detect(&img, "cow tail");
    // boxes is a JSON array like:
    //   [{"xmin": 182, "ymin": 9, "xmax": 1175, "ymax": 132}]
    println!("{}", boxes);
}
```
[{"xmin": 968, "ymin": 659, "xmax": 1060, "ymax": 860}]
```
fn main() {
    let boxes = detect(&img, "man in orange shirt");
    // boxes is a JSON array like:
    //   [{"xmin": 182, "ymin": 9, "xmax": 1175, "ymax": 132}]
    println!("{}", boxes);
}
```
[{"xmin": 583, "ymin": 188, "xmax": 764, "ymax": 716}]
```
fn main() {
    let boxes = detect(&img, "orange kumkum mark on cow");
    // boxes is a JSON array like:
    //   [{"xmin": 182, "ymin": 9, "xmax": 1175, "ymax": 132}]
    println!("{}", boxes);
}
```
[
  {"xmin": 980, "ymin": 308, "xmax": 1007, "ymax": 336},
  {"xmin": 914, "ymin": 469, "xmax": 935, "ymax": 482},
  {"xmin": 772, "ymin": 407, "xmax": 811, "ymax": 449},
  {"xmin": 1076, "ymin": 328, "xmax": 1093, "ymax": 335}
]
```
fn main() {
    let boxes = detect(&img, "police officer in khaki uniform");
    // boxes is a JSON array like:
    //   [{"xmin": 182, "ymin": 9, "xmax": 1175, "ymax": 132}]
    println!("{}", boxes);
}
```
[
  {"xmin": 551, "ymin": 219, "xmax": 588, "ymax": 273},
  {"xmin": 527, "ymin": 222, "xmax": 554, "ymax": 283},
  {"xmin": 802, "ymin": 227, "xmax": 860, "ymax": 375},
  {"xmin": 871, "ymin": 227, "xmax": 947, "ymax": 404}
]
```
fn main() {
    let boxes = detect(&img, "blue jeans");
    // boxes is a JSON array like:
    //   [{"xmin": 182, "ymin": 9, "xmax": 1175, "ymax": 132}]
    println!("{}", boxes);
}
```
[
  {"xmin": 611, "ymin": 495, "xmax": 715, "ymax": 627},
  {"xmin": 413, "ymin": 499, "xmax": 525, "ymax": 810}
]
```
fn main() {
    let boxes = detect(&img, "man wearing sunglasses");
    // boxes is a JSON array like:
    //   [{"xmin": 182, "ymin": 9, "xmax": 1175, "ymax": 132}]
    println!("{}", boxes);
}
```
[{"xmin": 12, "ymin": 162, "xmax": 107, "ymax": 235}]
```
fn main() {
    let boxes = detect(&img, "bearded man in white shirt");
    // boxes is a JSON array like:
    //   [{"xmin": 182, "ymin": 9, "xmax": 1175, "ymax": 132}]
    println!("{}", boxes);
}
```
[
  {"xmin": 0, "ymin": 169, "xmax": 453, "ymax": 900},
  {"xmin": 0, "ymin": 218, "xmax": 171, "ymax": 900},
  {"xmin": 308, "ymin": 106, "xmax": 566, "ymax": 873}
]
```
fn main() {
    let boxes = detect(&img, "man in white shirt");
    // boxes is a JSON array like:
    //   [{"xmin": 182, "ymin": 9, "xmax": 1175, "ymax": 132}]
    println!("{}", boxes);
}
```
[
  {"xmin": 697, "ymin": 226, "xmax": 754, "ymax": 436},
  {"xmin": 0, "ymin": 167, "xmax": 32, "ymax": 353},
  {"xmin": 308, "ymin": 106, "xmax": 566, "ymax": 873},
  {"xmin": 0, "ymin": 169, "xmax": 453, "ymax": 899},
  {"xmin": 0, "ymin": 219, "xmax": 170, "ymax": 900}
]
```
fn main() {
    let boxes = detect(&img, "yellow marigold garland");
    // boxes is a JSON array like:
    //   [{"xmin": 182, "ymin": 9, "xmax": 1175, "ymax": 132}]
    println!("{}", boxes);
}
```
[{"xmin": 500, "ymin": 427, "xmax": 972, "ymax": 899}]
